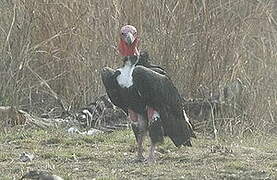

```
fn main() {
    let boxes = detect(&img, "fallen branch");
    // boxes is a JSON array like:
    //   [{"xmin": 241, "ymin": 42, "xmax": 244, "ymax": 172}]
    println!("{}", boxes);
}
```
[{"xmin": 0, "ymin": 106, "xmax": 61, "ymax": 129}]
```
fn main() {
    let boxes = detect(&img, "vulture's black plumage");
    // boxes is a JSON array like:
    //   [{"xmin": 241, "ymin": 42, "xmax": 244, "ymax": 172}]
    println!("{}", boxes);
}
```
[
  {"xmin": 101, "ymin": 54, "xmax": 195, "ymax": 162},
  {"xmin": 101, "ymin": 25, "xmax": 195, "ymax": 162}
]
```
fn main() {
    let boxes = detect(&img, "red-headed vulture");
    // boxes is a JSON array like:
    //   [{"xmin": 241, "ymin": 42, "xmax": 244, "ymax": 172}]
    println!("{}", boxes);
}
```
[{"xmin": 101, "ymin": 25, "xmax": 195, "ymax": 163}]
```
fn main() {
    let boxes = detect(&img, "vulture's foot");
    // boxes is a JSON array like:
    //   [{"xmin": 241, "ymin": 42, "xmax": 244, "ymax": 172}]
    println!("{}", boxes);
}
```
[
  {"xmin": 130, "ymin": 155, "xmax": 145, "ymax": 163},
  {"xmin": 146, "ymin": 156, "xmax": 156, "ymax": 164},
  {"xmin": 137, "ymin": 155, "xmax": 146, "ymax": 163}
]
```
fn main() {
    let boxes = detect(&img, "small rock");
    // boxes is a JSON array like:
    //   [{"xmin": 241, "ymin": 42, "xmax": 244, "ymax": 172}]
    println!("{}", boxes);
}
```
[
  {"xmin": 19, "ymin": 152, "xmax": 34, "ymax": 162},
  {"xmin": 84, "ymin": 128, "xmax": 103, "ymax": 136},
  {"xmin": 21, "ymin": 170, "xmax": 63, "ymax": 180},
  {"xmin": 67, "ymin": 127, "xmax": 81, "ymax": 134},
  {"xmin": 68, "ymin": 127, "xmax": 103, "ymax": 136}
]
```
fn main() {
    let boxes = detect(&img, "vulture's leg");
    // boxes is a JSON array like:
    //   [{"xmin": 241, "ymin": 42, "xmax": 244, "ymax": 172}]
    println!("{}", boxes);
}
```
[
  {"xmin": 147, "ymin": 142, "xmax": 156, "ymax": 163},
  {"xmin": 147, "ymin": 107, "xmax": 164, "ymax": 163},
  {"xmin": 129, "ymin": 109, "xmax": 147, "ymax": 161}
]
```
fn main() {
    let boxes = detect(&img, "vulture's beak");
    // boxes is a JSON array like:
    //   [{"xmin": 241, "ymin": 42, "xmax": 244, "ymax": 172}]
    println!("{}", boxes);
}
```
[{"xmin": 125, "ymin": 32, "xmax": 135, "ymax": 45}]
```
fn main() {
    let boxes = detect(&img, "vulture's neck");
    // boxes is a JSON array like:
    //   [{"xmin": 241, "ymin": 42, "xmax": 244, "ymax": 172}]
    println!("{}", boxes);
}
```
[
  {"xmin": 119, "ymin": 39, "xmax": 139, "ymax": 57},
  {"xmin": 116, "ymin": 59, "xmax": 136, "ymax": 88}
]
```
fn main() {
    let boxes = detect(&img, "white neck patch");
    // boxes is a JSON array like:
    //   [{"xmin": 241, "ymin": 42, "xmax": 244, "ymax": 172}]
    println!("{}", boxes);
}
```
[{"xmin": 116, "ymin": 61, "xmax": 135, "ymax": 88}]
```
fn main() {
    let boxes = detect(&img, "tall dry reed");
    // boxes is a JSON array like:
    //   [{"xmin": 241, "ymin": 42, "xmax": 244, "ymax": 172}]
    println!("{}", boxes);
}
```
[{"xmin": 0, "ymin": 0, "xmax": 276, "ymax": 133}]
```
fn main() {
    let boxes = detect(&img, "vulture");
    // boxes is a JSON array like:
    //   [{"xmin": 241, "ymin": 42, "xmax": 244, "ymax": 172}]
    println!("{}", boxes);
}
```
[{"xmin": 101, "ymin": 25, "xmax": 195, "ymax": 162}]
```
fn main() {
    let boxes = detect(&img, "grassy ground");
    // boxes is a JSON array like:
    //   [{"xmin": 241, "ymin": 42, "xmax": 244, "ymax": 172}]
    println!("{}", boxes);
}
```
[{"xmin": 0, "ymin": 127, "xmax": 276, "ymax": 180}]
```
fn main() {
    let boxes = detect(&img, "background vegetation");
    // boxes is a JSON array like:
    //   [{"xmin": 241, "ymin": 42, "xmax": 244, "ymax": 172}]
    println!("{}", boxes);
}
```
[{"xmin": 0, "ymin": 0, "xmax": 276, "ymax": 134}]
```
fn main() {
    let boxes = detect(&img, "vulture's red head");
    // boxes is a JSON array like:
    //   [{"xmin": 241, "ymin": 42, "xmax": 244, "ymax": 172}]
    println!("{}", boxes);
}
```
[{"xmin": 118, "ymin": 25, "xmax": 139, "ymax": 57}]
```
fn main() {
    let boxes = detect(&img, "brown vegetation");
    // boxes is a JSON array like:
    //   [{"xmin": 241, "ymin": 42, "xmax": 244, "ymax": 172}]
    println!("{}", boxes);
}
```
[{"xmin": 0, "ymin": 0, "xmax": 276, "ymax": 134}]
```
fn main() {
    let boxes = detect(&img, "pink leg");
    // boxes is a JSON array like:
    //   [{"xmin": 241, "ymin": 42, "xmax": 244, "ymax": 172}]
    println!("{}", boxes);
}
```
[
  {"xmin": 128, "ymin": 109, "xmax": 146, "ymax": 162},
  {"xmin": 147, "ymin": 106, "xmax": 156, "ymax": 121},
  {"xmin": 147, "ymin": 143, "xmax": 156, "ymax": 163},
  {"xmin": 146, "ymin": 106, "xmax": 160, "ymax": 163},
  {"xmin": 137, "ymin": 133, "xmax": 144, "ymax": 161}
]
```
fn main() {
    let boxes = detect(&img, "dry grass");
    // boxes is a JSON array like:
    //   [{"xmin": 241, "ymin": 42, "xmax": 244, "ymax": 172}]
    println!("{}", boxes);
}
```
[
  {"xmin": 0, "ymin": 1, "xmax": 276, "ymax": 132},
  {"xmin": 0, "ymin": 127, "xmax": 276, "ymax": 179}
]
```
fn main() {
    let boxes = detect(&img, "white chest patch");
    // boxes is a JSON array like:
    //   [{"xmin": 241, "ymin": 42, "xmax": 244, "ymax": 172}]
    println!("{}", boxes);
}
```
[{"xmin": 116, "ymin": 64, "xmax": 135, "ymax": 88}]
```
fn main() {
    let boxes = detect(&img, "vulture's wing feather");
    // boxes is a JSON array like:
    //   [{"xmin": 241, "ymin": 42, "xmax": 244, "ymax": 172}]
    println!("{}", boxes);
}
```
[
  {"xmin": 132, "ymin": 66, "xmax": 195, "ymax": 146},
  {"xmin": 101, "ymin": 67, "xmax": 128, "ymax": 114},
  {"xmin": 149, "ymin": 67, "xmax": 166, "ymax": 75}
]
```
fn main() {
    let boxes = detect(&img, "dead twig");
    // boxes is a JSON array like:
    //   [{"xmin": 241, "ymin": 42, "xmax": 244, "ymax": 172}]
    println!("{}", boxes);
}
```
[
  {"xmin": 2, "ymin": 2, "xmax": 17, "ymax": 54},
  {"xmin": 26, "ymin": 62, "xmax": 68, "ymax": 115}
]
